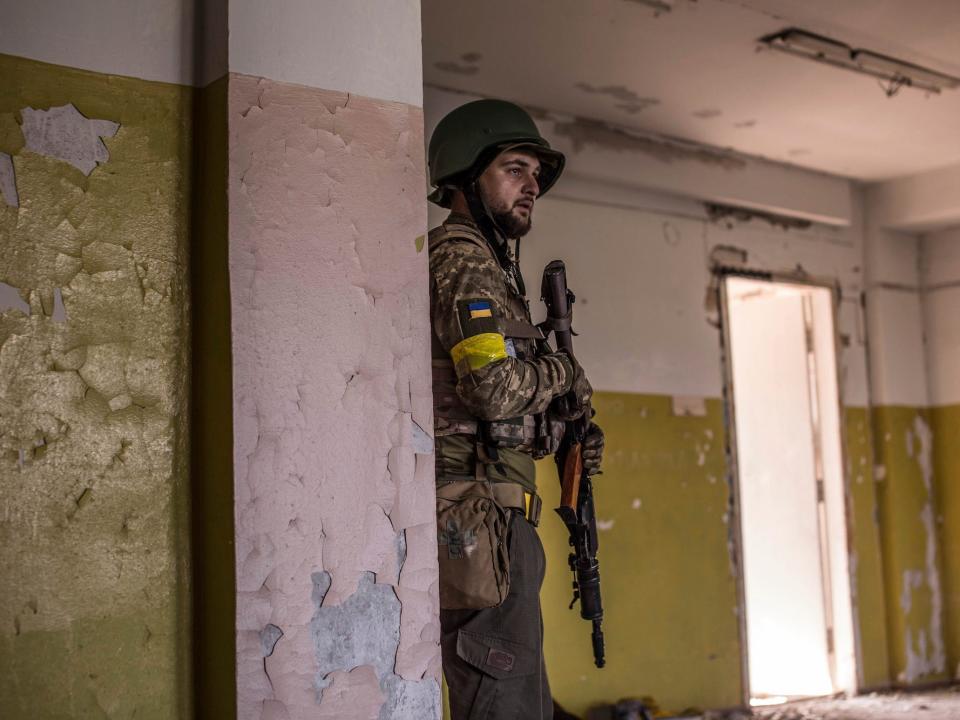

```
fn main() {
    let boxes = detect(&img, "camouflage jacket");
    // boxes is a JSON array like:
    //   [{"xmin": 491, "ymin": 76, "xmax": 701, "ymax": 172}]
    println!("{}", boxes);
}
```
[{"xmin": 429, "ymin": 213, "xmax": 573, "ymax": 489}]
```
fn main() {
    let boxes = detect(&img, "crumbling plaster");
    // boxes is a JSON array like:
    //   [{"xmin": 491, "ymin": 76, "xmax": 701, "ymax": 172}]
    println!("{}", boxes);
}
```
[
  {"xmin": 874, "ymin": 407, "xmax": 948, "ymax": 685},
  {"xmin": 228, "ymin": 73, "xmax": 439, "ymax": 719},
  {"xmin": 0, "ymin": 53, "xmax": 191, "ymax": 718},
  {"xmin": 921, "ymin": 226, "xmax": 960, "ymax": 679}
]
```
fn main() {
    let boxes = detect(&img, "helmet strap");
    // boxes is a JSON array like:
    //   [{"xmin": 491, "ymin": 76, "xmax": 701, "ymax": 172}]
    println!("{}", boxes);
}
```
[{"xmin": 464, "ymin": 181, "xmax": 527, "ymax": 297}]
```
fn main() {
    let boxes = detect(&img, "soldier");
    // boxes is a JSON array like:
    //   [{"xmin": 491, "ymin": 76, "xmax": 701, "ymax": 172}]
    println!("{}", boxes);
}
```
[{"xmin": 428, "ymin": 99, "xmax": 604, "ymax": 719}]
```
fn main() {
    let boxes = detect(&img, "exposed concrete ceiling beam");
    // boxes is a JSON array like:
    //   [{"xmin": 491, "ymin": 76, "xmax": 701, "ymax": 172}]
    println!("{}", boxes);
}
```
[{"xmin": 866, "ymin": 163, "xmax": 960, "ymax": 232}]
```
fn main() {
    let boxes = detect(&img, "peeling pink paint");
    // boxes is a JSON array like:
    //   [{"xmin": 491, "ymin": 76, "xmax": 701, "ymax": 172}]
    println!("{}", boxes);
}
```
[{"xmin": 228, "ymin": 73, "xmax": 438, "ymax": 719}]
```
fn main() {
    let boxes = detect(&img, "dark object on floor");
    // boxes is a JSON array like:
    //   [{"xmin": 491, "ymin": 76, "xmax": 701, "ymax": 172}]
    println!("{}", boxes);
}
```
[
  {"xmin": 613, "ymin": 698, "xmax": 654, "ymax": 720},
  {"xmin": 585, "ymin": 698, "xmax": 657, "ymax": 720},
  {"xmin": 554, "ymin": 700, "xmax": 583, "ymax": 720}
]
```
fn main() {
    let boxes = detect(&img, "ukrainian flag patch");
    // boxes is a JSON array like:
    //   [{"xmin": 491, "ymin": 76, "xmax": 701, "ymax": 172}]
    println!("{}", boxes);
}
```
[
  {"xmin": 457, "ymin": 298, "xmax": 499, "ymax": 339},
  {"xmin": 468, "ymin": 301, "xmax": 493, "ymax": 319}
]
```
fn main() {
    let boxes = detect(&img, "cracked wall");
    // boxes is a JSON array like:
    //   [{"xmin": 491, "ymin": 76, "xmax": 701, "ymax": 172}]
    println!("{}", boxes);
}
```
[
  {"xmin": 873, "ymin": 409, "xmax": 947, "ymax": 684},
  {"xmin": 932, "ymin": 403, "xmax": 960, "ymax": 680},
  {"xmin": 0, "ymin": 53, "xmax": 191, "ymax": 718},
  {"xmin": 228, "ymin": 73, "xmax": 439, "ymax": 719},
  {"xmin": 863, "ymin": 205, "xmax": 950, "ymax": 687},
  {"xmin": 922, "ymin": 226, "xmax": 960, "ymax": 680}
]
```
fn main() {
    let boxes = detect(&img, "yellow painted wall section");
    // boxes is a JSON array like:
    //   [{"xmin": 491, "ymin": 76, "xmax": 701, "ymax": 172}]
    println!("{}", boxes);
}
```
[
  {"xmin": 931, "ymin": 403, "xmax": 960, "ymax": 680},
  {"xmin": 538, "ymin": 392, "xmax": 741, "ymax": 716},
  {"xmin": 0, "ymin": 54, "xmax": 191, "ymax": 717},
  {"xmin": 872, "ymin": 406, "xmax": 947, "ymax": 685},
  {"xmin": 844, "ymin": 407, "xmax": 891, "ymax": 689},
  {"xmin": 536, "ymin": 396, "xmax": 899, "ymax": 714}
]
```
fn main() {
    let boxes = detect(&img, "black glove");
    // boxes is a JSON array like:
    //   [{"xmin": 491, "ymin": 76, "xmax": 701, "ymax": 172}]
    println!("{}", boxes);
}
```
[
  {"xmin": 552, "ymin": 350, "xmax": 593, "ymax": 421},
  {"xmin": 582, "ymin": 422, "xmax": 604, "ymax": 476}
]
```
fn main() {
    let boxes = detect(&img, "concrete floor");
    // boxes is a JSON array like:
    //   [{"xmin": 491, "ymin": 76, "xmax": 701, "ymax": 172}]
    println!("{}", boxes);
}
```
[{"xmin": 741, "ymin": 686, "xmax": 960, "ymax": 720}]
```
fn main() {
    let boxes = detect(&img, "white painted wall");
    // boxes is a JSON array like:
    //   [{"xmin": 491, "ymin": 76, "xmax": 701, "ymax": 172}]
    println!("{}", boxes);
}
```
[
  {"xmin": 1, "ymin": 0, "xmax": 428, "ymax": 98},
  {"xmin": 922, "ymin": 226, "xmax": 960, "ymax": 406},
  {"xmin": 863, "ymin": 191, "xmax": 930, "ymax": 408},
  {"xmin": 0, "ymin": 0, "xmax": 227, "ymax": 86},
  {"xmin": 867, "ymin": 164, "xmax": 960, "ymax": 233},
  {"xmin": 229, "ymin": 0, "xmax": 424, "ymax": 106},
  {"xmin": 429, "ymin": 190, "xmax": 871, "ymax": 405}
]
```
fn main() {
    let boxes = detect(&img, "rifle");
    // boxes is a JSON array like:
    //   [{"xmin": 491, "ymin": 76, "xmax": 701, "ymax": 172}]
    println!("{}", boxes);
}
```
[{"xmin": 540, "ymin": 259, "xmax": 605, "ymax": 669}]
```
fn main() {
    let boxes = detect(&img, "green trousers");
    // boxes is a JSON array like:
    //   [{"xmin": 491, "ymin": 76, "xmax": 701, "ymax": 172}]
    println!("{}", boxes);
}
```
[{"xmin": 440, "ymin": 513, "xmax": 553, "ymax": 720}]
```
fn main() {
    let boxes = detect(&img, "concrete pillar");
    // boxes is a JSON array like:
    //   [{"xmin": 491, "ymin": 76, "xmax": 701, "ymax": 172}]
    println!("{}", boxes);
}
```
[{"xmin": 225, "ymin": 2, "xmax": 441, "ymax": 718}]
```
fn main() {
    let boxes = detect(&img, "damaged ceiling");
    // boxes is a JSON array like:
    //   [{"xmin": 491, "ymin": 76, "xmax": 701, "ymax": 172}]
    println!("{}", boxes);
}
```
[{"xmin": 421, "ymin": 0, "xmax": 960, "ymax": 181}]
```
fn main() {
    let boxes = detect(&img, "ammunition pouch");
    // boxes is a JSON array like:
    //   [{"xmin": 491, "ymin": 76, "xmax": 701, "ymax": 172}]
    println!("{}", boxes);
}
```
[
  {"xmin": 432, "ymin": 360, "xmax": 561, "ymax": 458},
  {"xmin": 436, "ymin": 481, "xmax": 511, "ymax": 610},
  {"xmin": 436, "ymin": 480, "xmax": 542, "ymax": 610}
]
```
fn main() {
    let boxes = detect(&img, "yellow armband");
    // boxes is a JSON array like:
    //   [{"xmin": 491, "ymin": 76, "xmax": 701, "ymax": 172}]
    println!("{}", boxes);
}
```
[{"xmin": 451, "ymin": 333, "xmax": 508, "ymax": 377}]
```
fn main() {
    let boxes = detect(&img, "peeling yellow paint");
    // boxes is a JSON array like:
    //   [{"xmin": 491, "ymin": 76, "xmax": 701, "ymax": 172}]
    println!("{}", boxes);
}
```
[
  {"xmin": 0, "ymin": 52, "xmax": 191, "ymax": 718},
  {"xmin": 844, "ymin": 407, "xmax": 890, "ymax": 688},
  {"xmin": 931, "ymin": 403, "xmax": 960, "ymax": 680},
  {"xmin": 872, "ymin": 406, "xmax": 947, "ymax": 686}
]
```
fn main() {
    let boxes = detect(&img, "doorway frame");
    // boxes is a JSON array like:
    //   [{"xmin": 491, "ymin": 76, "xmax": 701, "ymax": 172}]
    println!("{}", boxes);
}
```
[{"xmin": 715, "ymin": 266, "xmax": 862, "ymax": 707}]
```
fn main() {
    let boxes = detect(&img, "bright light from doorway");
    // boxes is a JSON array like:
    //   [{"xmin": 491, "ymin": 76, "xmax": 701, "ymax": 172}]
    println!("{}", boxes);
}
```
[{"xmin": 725, "ymin": 277, "xmax": 858, "ymax": 701}]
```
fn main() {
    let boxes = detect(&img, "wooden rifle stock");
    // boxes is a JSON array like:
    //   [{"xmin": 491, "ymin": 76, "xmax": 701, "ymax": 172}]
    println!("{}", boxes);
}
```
[{"xmin": 559, "ymin": 442, "xmax": 582, "ymax": 515}]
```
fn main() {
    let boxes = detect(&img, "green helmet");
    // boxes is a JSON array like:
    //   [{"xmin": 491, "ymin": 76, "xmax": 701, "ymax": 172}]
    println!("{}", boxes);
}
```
[{"xmin": 428, "ymin": 99, "xmax": 565, "ymax": 207}]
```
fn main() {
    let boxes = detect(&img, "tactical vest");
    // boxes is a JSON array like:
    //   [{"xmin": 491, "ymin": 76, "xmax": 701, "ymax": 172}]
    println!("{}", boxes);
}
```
[{"xmin": 429, "ymin": 221, "xmax": 550, "ymax": 458}]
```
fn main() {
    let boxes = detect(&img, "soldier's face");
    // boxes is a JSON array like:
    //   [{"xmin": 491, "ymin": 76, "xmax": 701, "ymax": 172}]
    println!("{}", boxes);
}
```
[{"xmin": 478, "ymin": 149, "xmax": 541, "ymax": 238}]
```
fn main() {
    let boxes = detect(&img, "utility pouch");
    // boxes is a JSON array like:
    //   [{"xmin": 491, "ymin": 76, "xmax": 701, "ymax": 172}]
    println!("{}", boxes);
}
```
[
  {"xmin": 486, "ymin": 416, "xmax": 526, "ymax": 448},
  {"xmin": 436, "ymin": 482, "xmax": 511, "ymax": 609}
]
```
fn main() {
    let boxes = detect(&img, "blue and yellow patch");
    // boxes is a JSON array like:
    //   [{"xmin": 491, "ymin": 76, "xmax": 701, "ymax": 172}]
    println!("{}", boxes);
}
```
[
  {"xmin": 457, "ymin": 298, "xmax": 499, "ymax": 333},
  {"xmin": 468, "ymin": 300, "xmax": 493, "ymax": 319}
]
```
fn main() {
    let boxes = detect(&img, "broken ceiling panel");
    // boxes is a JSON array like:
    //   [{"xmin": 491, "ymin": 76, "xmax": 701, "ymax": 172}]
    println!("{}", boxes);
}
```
[{"xmin": 21, "ymin": 104, "xmax": 119, "ymax": 175}]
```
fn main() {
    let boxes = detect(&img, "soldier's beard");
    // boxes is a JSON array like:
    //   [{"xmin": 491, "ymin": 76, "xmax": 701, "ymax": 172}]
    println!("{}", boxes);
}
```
[{"xmin": 488, "ymin": 202, "xmax": 533, "ymax": 239}]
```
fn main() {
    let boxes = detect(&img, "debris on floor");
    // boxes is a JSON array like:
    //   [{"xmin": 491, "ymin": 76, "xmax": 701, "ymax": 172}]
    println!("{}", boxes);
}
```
[{"xmin": 747, "ymin": 686, "xmax": 960, "ymax": 720}]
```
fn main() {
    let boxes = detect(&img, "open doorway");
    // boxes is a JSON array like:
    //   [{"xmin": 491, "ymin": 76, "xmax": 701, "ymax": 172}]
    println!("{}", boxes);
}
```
[{"xmin": 721, "ymin": 275, "xmax": 858, "ymax": 705}]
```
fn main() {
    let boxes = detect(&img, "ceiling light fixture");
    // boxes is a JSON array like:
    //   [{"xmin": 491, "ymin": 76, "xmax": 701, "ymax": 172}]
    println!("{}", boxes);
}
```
[
  {"xmin": 628, "ymin": 0, "xmax": 673, "ymax": 14},
  {"xmin": 759, "ymin": 28, "xmax": 960, "ymax": 97}
]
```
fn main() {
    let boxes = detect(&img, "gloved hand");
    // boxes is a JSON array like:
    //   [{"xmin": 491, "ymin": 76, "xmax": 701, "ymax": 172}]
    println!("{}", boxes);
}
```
[
  {"xmin": 582, "ymin": 422, "xmax": 604, "ymax": 476},
  {"xmin": 552, "ymin": 350, "xmax": 593, "ymax": 421}
]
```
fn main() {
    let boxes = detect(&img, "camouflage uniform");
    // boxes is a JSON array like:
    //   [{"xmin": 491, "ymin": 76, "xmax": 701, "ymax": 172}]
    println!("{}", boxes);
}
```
[
  {"xmin": 431, "ymin": 212, "xmax": 571, "ymax": 720},
  {"xmin": 430, "ymin": 213, "xmax": 572, "ymax": 491}
]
